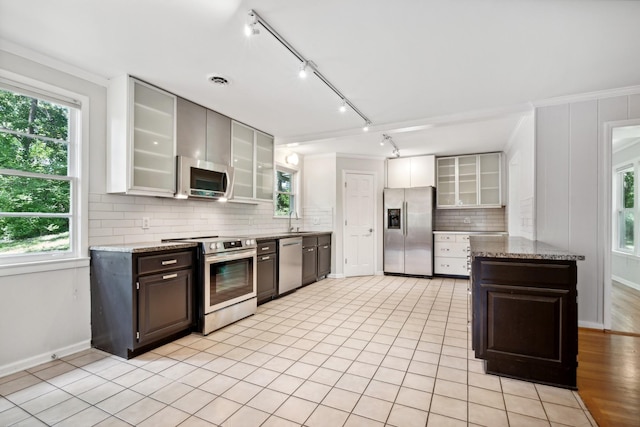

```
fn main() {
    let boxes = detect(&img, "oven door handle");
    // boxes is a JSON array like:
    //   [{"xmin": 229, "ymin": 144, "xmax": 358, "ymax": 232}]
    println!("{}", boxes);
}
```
[{"xmin": 205, "ymin": 250, "xmax": 256, "ymax": 263}]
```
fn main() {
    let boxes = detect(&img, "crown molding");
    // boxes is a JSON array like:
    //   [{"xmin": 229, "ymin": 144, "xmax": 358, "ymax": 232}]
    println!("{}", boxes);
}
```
[
  {"xmin": 533, "ymin": 85, "xmax": 640, "ymax": 108},
  {"xmin": 0, "ymin": 40, "xmax": 109, "ymax": 87}
]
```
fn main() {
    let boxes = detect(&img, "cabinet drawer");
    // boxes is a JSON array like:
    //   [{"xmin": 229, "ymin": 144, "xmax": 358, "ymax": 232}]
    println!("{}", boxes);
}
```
[
  {"xmin": 258, "ymin": 240, "xmax": 276, "ymax": 255},
  {"xmin": 317, "ymin": 234, "xmax": 331, "ymax": 246},
  {"xmin": 434, "ymin": 242, "xmax": 469, "ymax": 258},
  {"xmin": 434, "ymin": 257, "xmax": 469, "ymax": 276},
  {"xmin": 138, "ymin": 251, "xmax": 192, "ymax": 275},
  {"xmin": 303, "ymin": 236, "xmax": 318, "ymax": 248},
  {"xmin": 435, "ymin": 234, "xmax": 455, "ymax": 242}
]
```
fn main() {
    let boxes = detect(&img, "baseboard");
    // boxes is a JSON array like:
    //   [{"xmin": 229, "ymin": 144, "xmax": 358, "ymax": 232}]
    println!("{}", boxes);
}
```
[
  {"xmin": 612, "ymin": 275, "xmax": 640, "ymax": 292},
  {"xmin": 328, "ymin": 273, "xmax": 345, "ymax": 279},
  {"xmin": 578, "ymin": 320, "xmax": 604, "ymax": 330},
  {"xmin": 375, "ymin": 270, "xmax": 384, "ymax": 276},
  {"xmin": 0, "ymin": 340, "xmax": 91, "ymax": 378}
]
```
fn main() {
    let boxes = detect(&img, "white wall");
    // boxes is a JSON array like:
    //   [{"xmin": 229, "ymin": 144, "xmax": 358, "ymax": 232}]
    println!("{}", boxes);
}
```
[
  {"xmin": 0, "ymin": 49, "xmax": 106, "ymax": 376},
  {"xmin": 535, "ymin": 91, "xmax": 640, "ymax": 328},
  {"xmin": 505, "ymin": 114, "xmax": 535, "ymax": 239}
]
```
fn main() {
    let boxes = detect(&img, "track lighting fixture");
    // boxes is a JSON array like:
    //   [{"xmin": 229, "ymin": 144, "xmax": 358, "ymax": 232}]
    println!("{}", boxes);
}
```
[
  {"xmin": 382, "ymin": 134, "xmax": 400, "ymax": 157},
  {"xmin": 244, "ymin": 11, "xmax": 259, "ymax": 37},
  {"xmin": 245, "ymin": 9, "xmax": 372, "ymax": 131}
]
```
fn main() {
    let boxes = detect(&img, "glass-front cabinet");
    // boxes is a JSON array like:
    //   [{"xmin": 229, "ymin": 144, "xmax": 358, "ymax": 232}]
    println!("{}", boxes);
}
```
[
  {"xmin": 437, "ymin": 152, "xmax": 502, "ymax": 208},
  {"xmin": 231, "ymin": 121, "xmax": 274, "ymax": 201},
  {"xmin": 107, "ymin": 76, "xmax": 177, "ymax": 197}
]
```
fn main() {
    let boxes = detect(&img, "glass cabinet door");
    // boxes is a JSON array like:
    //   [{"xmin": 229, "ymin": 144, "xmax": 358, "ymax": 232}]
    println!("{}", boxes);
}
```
[
  {"xmin": 231, "ymin": 122, "xmax": 255, "ymax": 198},
  {"xmin": 479, "ymin": 153, "xmax": 501, "ymax": 206},
  {"xmin": 131, "ymin": 80, "xmax": 176, "ymax": 193},
  {"xmin": 437, "ymin": 157, "xmax": 456, "ymax": 206},
  {"xmin": 255, "ymin": 132, "xmax": 274, "ymax": 200},
  {"xmin": 457, "ymin": 155, "xmax": 478, "ymax": 206}
]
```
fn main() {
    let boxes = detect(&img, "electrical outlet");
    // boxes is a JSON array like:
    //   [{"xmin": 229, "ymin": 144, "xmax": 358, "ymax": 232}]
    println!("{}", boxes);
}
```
[
  {"xmin": 463, "ymin": 217, "xmax": 471, "ymax": 224},
  {"xmin": 313, "ymin": 217, "xmax": 320, "ymax": 225},
  {"xmin": 142, "ymin": 217, "xmax": 150, "ymax": 229}
]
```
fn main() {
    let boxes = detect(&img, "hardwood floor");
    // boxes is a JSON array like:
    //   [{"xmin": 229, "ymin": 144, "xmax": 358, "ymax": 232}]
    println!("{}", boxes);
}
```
[
  {"xmin": 611, "ymin": 281, "xmax": 640, "ymax": 335},
  {"xmin": 577, "ymin": 328, "xmax": 640, "ymax": 427}
]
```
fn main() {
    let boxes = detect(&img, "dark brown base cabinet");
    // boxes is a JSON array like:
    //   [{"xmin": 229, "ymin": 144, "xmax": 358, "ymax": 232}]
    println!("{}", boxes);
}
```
[
  {"xmin": 90, "ymin": 248, "xmax": 195, "ymax": 359},
  {"xmin": 317, "ymin": 234, "xmax": 331, "ymax": 279},
  {"xmin": 471, "ymin": 257, "xmax": 578, "ymax": 389},
  {"xmin": 257, "ymin": 240, "xmax": 277, "ymax": 304},
  {"xmin": 302, "ymin": 236, "xmax": 318, "ymax": 286}
]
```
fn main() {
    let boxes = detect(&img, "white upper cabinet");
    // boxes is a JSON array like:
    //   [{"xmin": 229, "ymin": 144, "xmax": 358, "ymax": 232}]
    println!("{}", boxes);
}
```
[
  {"xmin": 387, "ymin": 155, "xmax": 435, "ymax": 188},
  {"xmin": 107, "ymin": 76, "xmax": 177, "ymax": 197},
  {"xmin": 437, "ymin": 152, "xmax": 502, "ymax": 208},
  {"xmin": 231, "ymin": 121, "xmax": 274, "ymax": 201}
]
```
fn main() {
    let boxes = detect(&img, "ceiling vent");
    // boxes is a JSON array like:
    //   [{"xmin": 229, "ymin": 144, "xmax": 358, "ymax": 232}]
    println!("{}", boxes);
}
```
[{"xmin": 208, "ymin": 75, "xmax": 230, "ymax": 86}]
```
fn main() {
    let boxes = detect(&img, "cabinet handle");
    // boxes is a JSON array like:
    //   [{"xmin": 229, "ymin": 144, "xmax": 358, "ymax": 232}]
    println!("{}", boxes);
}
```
[
  {"xmin": 308, "ymin": 248, "xmax": 314, "ymax": 252},
  {"xmin": 323, "ymin": 245, "xmax": 329, "ymax": 249},
  {"xmin": 261, "ymin": 256, "xmax": 270, "ymax": 261},
  {"xmin": 161, "ymin": 259, "xmax": 177, "ymax": 265},
  {"xmin": 162, "ymin": 273, "xmax": 178, "ymax": 280},
  {"xmin": 261, "ymin": 247, "xmax": 270, "ymax": 251}
]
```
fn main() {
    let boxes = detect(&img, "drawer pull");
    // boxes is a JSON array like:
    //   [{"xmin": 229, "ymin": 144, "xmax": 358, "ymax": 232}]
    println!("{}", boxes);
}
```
[
  {"xmin": 161, "ymin": 259, "xmax": 178, "ymax": 265},
  {"xmin": 261, "ymin": 247, "xmax": 271, "ymax": 251},
  {"xmin": 308, "ymin": 248, "xmax": 314, "ymax": 252},
  {"xmin": 323, "ymin": 245, "xmax": 329, "ymax": 249},
  {"xmin": 261, "ymin": 256, "xmax": 270, "ymax": 261},
  {"xmin": 162, "ymin": 273, "xmax": 178, "ymax": 280}
]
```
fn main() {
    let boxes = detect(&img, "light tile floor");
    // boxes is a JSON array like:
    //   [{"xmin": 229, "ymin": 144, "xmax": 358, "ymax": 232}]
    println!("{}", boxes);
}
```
[{"xmin": 0, "ymin": 275, "xmax": 596, "ymax": 426}]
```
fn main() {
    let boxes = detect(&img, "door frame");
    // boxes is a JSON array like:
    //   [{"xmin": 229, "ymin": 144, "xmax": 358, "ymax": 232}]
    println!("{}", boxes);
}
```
[
  {"xmin": 342, "ymin": 170, "xmax": 378, "ymax": 277},
  {"xmin": 602, "ymin": 117, "xmax": 640, "ymax": 330}
]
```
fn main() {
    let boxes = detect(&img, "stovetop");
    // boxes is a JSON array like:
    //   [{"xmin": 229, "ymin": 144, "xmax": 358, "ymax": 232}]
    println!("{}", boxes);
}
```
[{"xmin": 163, "ymin": 236, "xmax": 257, "ymax": 254}]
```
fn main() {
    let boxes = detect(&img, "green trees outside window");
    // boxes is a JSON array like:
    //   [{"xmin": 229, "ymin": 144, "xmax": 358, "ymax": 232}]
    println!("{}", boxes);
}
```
[
  {"xmin": 0, "ymin": 87, "xmax": 74, "ymax": 255},
  {"xmin": 275, "ymin": 169, "xmax": 295, "ymax": 217}
]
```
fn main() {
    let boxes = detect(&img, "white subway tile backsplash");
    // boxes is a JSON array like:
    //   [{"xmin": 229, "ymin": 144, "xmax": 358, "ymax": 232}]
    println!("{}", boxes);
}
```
[
  {"xmin": 435, "ymin": 207, "xmax": 506, "ymax": 232},
  {"xmin": 88, "ymin": 193, "xmax": 335, "ymax": 247}
]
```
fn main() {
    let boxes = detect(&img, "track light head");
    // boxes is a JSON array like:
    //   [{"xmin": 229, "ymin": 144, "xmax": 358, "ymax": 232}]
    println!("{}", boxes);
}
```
[
  {"xmin": 299, "ymin": 61, "xmax": 308, "ymax": 79},
  {"xmin": 245, "ymin": 10, "xmax": 259, "ymax": 37},
  {"xmin": 363, "ymin": 121, "xmax": 370, "ymax": 132},
  {"xmin": 339, "ymin": 99, "xmax": 347, "ymax": 113}
]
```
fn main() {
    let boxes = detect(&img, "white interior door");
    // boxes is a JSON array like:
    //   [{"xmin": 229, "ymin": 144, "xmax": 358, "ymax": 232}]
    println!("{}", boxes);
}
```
[{"xmin": 344, "ymin": 172, "xmax": 375, "ymax": 277}]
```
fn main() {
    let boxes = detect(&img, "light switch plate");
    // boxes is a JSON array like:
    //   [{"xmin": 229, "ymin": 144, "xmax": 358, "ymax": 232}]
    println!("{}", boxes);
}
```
[{"xmin": 142, "ymin": 217, "xmax": 150, "ymax": 229}]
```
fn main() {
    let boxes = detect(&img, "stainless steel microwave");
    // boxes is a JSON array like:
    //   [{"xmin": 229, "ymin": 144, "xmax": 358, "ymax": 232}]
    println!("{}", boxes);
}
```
[{"xmin": 176, "ymin": 156, "xmax": 234, "ymax": 200}]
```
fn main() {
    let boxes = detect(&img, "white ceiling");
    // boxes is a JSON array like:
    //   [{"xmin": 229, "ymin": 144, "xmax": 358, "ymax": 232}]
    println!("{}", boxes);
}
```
[{"xmin": 1, "ymin": 0, "xmax": 639, "ymax": 158}]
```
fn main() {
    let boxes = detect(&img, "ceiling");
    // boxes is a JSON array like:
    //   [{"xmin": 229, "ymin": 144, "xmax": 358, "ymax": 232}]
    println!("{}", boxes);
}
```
[{"xmin": 1, "ymin": 0, "xmax": 639, "ymax": 158}]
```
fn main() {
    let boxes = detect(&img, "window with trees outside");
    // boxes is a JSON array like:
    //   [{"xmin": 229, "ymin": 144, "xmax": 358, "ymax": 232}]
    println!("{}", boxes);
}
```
[
  {"xmin": 275, "ymin": 167, "xmax": 296, "ymax": 217},
  {"xmin": 616, "ymin": 164, "xmax": 636, "ymax": 254},
  {"xmin": 0, "ymin": 83, "xmax": 79, "ymax": 259}
]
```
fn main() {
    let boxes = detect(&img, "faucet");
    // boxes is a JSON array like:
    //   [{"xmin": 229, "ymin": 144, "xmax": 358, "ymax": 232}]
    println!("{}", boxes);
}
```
[{"xmin": 288, "ymin": 209, "xmax": 298, "ymax": 232}]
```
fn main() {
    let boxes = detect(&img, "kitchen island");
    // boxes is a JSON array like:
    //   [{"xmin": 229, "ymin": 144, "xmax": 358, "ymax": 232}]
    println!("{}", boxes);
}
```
[{"xmin": 470, "ymin": 235, "xmax": 585, "ymax": 389}]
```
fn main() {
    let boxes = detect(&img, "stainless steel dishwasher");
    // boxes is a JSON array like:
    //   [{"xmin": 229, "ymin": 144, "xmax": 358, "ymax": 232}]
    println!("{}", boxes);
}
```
[{"xmin": 278, "ymin": 237, "xmax": 302, "ymax": 295}]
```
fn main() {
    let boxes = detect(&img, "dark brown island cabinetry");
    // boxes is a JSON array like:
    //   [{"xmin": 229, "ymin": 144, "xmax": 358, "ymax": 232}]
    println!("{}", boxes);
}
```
[
  {"xmin": 90, "ymin": 247, "xmax": 196, "ymax": 359},
  {"xmin": 470, "ymin": 236, "xmax": 583, "ymax": 389},
  {"xmin": 302, "ymin": 236, "xmax": 318, "ymax": 286},
  {"xmin": 317, "ymin": 234, "xmax": 331, "ymax": 279},
  {"xmin": 257, "ymin": 240, "xmax": 277, "ymax": 304}
]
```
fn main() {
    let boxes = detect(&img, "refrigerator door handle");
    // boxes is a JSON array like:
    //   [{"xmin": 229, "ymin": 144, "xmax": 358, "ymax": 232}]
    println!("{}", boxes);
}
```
[{"xmin": 404, "ymin": 201, "xmax": 408, "ymax": 237}]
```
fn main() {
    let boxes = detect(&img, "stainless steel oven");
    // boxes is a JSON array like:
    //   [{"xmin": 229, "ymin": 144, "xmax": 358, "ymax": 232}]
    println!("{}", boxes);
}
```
[{"xmin": 164, "ymin": 236, "xmax": 257, "ymax": 335}]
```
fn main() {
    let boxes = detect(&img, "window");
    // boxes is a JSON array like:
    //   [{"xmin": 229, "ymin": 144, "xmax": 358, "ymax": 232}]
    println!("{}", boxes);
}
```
[
  {"xmin": 0, "ymin": 83, "xmax": 79, "ymax": 260},
  {"xmin": 615, "ymin": 164, "xmax": 636, "ymax": 253},
  {"xmin": 275, "ymin": 166, "xmax": 296, "ymax": 217}
]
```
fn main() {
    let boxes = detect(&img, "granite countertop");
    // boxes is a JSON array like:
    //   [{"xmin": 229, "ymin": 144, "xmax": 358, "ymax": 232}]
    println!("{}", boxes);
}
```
[
  {"xmin": 434, "ymin": 231, "xmax": 508, "ymax": 235},
  {"xmin": 89, "ymin": 241, "xmax": 198, "ymax": 253},
  {"xmin": 470, "ymin": 235, "xmax": 585, "ymax": 261},
  {"xmin": 251, "ymin": 231, "xmax": 333, "ymax": 241}
]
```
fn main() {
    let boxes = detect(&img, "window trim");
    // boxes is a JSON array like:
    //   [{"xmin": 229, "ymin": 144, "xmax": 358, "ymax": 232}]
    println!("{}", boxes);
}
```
[
  {"xmin": 274, "ymin": 164, "xmax": 298, "ymax": 218},
  {"xmin": 613, "ymin": 160, "xmax": 639, "ymax": 257},
  {"xmin": 0, "ymin": 75, "xmax": 86, "ymax": 266}
]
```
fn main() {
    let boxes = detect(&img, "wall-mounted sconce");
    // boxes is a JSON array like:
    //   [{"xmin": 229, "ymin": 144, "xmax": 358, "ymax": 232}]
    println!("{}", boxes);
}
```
[{"xmin": 286, "ymin": 153, "xmax": 299, "ymax": 166}]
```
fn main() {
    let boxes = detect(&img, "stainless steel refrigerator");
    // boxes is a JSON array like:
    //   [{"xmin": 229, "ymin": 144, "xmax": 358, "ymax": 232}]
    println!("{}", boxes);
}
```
[{"xmin": 383, "ymin": 187, "xmax": 435, "ymax": 276}]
